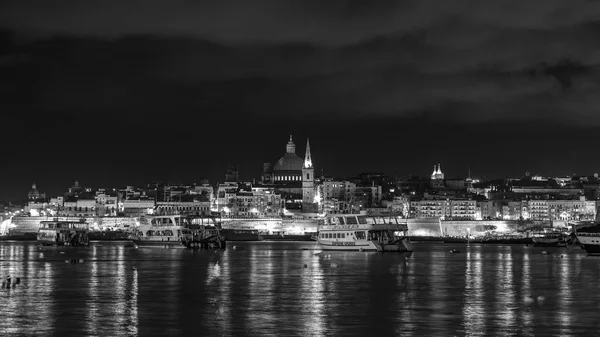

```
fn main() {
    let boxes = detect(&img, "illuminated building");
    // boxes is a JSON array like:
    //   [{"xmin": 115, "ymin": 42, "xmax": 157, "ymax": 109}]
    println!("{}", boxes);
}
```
[
  {"xmin": 430, "ymin": 164, "xmax": 445, "ymax": 188},
  {"xmin": 410, "ymin": 199, "xmax": 476, "ymax": 220},
  {"xmin": 261, "ymin": 135, "xmax": 317, "ymax": 211},
  {"xmin": 28, "ymin": 183, "xmax": 43, "ymax": 200}
]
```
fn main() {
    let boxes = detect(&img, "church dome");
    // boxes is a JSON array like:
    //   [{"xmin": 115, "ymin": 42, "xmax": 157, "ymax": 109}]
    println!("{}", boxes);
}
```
[
  {"xmin": 272, "ymin": 135, "xmax": 304, "ymax": 172},
  {"xmin": 273, "ymin": 153, "xmax": 303, "ymax": 171}
]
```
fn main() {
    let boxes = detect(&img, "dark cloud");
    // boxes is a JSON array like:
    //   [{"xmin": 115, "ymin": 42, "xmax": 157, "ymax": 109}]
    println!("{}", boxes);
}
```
[{"xmin": 2, "ymin": 1, "xmax": 600, "ymax": 200}]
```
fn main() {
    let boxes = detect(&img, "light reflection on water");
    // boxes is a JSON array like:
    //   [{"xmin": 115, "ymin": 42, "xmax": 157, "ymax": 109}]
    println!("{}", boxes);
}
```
[{"xmin": 1, "ymin": 242, "xmax": 600, "ymax": 336}]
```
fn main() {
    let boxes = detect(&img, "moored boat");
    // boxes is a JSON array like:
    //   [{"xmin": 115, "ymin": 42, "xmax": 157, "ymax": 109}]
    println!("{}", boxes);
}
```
[
  {"xmin": 130, "ymin": 214, "xmax": 225, "ymax": 249},
  {"xmin": 317, "ymin": 213, "xmax": 412, "ymax": 252},
  {"xmin": 574, "ymin": 223, "xmax": 600, "ymax": 256},
  {"xmin": 532, "ymin": 232, "xmax": 567, "ymax": 247},
  {"xmin": 219, "ymin": 228, "xmax": 262, "ymax": 241},
  {"xmin": 37, "ymin": 219, "xmax": 90, "ymax": 246}
]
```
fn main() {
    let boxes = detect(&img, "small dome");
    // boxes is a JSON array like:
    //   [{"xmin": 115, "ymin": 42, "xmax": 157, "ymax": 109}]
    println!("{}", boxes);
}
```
[{"xmin": 273, "ymin": 153, "xmax": 303, "ymax": 171}]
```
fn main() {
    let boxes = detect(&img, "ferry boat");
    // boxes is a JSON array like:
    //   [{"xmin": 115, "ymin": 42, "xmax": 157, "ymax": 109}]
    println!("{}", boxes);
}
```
[
  {"xmin": 532, "ymin": 232, "xmax": 567, "ymax": 247},
  {"xmin": 37, "ymin": 219, "xmax": 90, "ymax": 246},
  {"xmin": 130, "ymin": 214, "xmax": 225, "ymax": 249},
  {"xmin": 574, "ymin": 223, "xmax": 600, "ymax": 256},
  {"xmin": 317, "ymin": 213, "xmax": 413, "ymax": 252}
]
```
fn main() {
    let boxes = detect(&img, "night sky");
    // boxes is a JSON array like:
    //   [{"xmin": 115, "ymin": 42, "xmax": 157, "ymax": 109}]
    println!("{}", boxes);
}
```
[{"xmin": 2, "ymin": 0, "xmax": 600, "ymax": 201}]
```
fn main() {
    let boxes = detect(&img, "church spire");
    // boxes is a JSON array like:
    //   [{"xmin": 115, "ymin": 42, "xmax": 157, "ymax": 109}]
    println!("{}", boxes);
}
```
[{"xmin": 303, "ymin": 138, "xmax": 313, "ymax": 168}]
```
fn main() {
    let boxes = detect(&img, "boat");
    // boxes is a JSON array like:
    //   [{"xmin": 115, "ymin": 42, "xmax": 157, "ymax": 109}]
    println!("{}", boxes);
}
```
[
  {"xmin": 88, "ymin": 230, "xmax": 130, "ymax": 241},
  {"xmin": 218, "ymin": 228, "xmax": 262, "ymax": 241},
  {"xmin": 317, "ymin": 213, "xmax": 413, "ymax": 252},
  {"xmin": 0, "ymin": 232, "xmax": 38, "ymax": 241},
  {"xmin": 532, "ymin": 232, "xmax": 567, "ymax": 247},
  {"xmin": 261, "ymin": 233, "xmax": 316, "ymax": 241},
  {"xmin": 37, "ymin": 219, "xmax": 90, "ymax": 246},
  {"xmin": 129, "ymin": 214, "xmax": 225, "ymax": 249},
  {"xmin": 574, "ymin": 223, "xmax": 600, "ymax": 256}
]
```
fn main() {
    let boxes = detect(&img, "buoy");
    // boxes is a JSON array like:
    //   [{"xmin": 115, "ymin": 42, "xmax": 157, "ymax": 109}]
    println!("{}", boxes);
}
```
[
  {"xmin": 537, "ymin": 295, "xmax": 545, "ymax": 303},
  {"xmin": 450, "ymin": 249, "xmax": 460, "ymax": 253},
  {"xmin": 541, "ymin": 251, "xmax": 548, "ymax": 255},
  {"xmin": 59, "ymin": 251, "xmax": 65, "ymax": 255},
  {"xmin": 232, "ymin": 246, "xmax": 237, "ymax": 250},
  {"xmin": 524, "ymin": 296, "xmax": 535, "ymax": 304}
]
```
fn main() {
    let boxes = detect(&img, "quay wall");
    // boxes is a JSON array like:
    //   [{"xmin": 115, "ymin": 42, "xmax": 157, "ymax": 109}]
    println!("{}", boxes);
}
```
[
  {"xmin": 8, "ymin": 216, "xmax": 137, "ymax": 235},
  {"xmin": 407, "ymin": 219, "xmax": 548, "ymax": 237}
]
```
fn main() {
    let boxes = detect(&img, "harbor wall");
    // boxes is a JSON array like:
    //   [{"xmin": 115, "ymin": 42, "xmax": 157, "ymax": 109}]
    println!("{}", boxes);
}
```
[
  {"xmin": 407, "ymin": 218, "xmax": 442, "ymax": 236},
  {"xmin": 407, "ymin": 219, "xmax": 548, "ymax": 237},
  {"xmin": 8, "ymin": 216, "xmax": 138, "ymax": 235}
]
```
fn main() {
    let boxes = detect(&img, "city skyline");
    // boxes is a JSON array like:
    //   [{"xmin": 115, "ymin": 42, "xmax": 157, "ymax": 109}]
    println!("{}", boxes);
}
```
[{"xmin": 2, "ymin": 123, "xmax": 600, "ymax": 202}]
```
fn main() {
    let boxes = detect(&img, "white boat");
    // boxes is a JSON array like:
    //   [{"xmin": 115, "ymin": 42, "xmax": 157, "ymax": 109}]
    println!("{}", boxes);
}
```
[
  {"xmin": 37, "ymin": 219, "xmax": 90, "ymax": 246},
  {"xmin": 317, "ymin": 213, "xmax": 413, "ymax": 252},
  {"xmin": 129, "ymin": 214, "xmax": 195, "ymax": 248},
  {"xmin": 574, "ymin": 224, "xmax": 600, "ymax": 256},
  {"xmin": 130, "ymin": 214, "xmax": 226, "ymax": 249}
]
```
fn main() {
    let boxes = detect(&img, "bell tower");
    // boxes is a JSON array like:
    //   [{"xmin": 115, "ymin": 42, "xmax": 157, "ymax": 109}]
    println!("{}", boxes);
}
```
[{"xmin": 302, "ymin": 138, "xmax": 316, "ymax": 207}]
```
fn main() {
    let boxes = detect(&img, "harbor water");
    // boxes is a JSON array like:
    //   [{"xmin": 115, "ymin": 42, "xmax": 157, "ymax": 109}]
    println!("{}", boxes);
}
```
[{"xmin": 1, "ymin": 241, "xmax": 599, "ymax": 336}]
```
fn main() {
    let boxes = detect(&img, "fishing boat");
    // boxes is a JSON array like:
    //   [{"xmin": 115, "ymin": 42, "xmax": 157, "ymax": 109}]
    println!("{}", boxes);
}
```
[
  {"xmin": 317, "ymin": 213, "xmax": 412, "ymax": 252},
  {"xmin": 37, "ymin": 219, "xmax": 90, "ymax": 246}
]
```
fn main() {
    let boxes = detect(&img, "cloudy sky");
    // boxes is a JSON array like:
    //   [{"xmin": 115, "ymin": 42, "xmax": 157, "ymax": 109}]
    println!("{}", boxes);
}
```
[{"xmin": 1, "ymin": 0, "xmax": 600, "ymax": 200}]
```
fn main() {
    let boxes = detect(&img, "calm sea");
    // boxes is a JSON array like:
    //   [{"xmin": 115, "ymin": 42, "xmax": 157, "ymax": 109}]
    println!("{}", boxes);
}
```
[{"xmin": 0, "ymin": 241, "xmax": 599, "ymax": 336}]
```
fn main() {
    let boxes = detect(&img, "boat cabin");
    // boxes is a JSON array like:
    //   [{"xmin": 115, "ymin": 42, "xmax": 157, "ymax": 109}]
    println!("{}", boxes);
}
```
[
  {"xmin": 38, "ymin": 220, "xmax": 89, "ymax": 246},
  {"xmin": 318, "ymin": 214, "xmax": 409, "ymax": 244}
]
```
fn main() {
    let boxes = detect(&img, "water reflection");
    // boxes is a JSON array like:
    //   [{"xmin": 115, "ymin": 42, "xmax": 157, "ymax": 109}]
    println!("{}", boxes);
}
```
[
  {"xmin": 520, "ymin": 251, "xmax": 533, "ymax": 336},
  {"xmin": 557, "ymin": 256, "xmax": 571, "ymax": 336},
  {"xmin": 497, "ymin": 247, "xmax": 516, "ymax": 334},
  {"xmin": 1, "ymin": 242, "xmax": 600, "ymax": 336},
  {"xmin": 300, "ymin": 251, "xmax": 325, "ymax": 337},
  {"xmin": 463, "ymin": 248, "xmax": 485, "ymax": 336},
  {"xmin": 86, "ymin": 250, "xmax": 99, "ymax": 335}
]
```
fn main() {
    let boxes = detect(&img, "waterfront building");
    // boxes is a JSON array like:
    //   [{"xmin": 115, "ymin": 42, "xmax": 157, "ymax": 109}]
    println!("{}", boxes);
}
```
[
  {"xmin": 546, "ymin": 199, "xmax": 596, "ymax": 221},
  {"xmin": 213, "ymin": 182, "xmax": 240, "ymax": 212},
  {"xmin": 122, "ymin": 199, "xmax": 155, "ymax": 217},
  {"xmin": 95, "ymin": 192, "xmax": 118, "ymax": 216},
  {"xmin": 60, "ymin": 197, "xmax": 96, "ymax": 217},
  {"xmin": 410, "ymin": 199, "xmax": 476, "ymax": 220},
  {"xmin": 156, "ymin": 200, "xmax": 211, "ymax": 216},
  {"xmin": 216, "ymin": 188, "xmax": 282, "ymax": 217}
]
